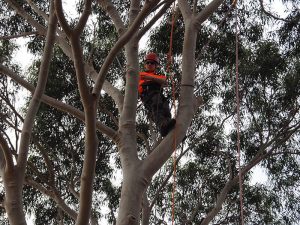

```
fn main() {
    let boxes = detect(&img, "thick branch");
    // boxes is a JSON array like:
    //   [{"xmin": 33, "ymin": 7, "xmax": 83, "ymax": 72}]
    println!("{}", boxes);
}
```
[
  {"xmin": 56, "ymin": 2, "xmax": 100, "ymax": 223},
  {"xmin": 56, "ymin": 0, "xmax": 93, "ymax": 105},
  {"xmin": 142, "ymin": 1, "xmax": 206, "ymax": 176},
  {"xmin": 0, "ymin": 133, "xmax": 14, "ymax": 174},
  {"xmin": 137, "ymin": 0, "xmax": 175, "ymax": 40},
  {"xmin": 178, "ymin": 0, "xmax": 192, "ymax": 20},
  {"xmin": 26, "ymin": 0, "xmax": 66, "ymax": 38},
  {"xmin": 84, "ymin": 64, "xmax": 124, "ymax": 111},
  {"xmin": 194, "ymin": 0, "xmax": 224, "ymax": 29},
  {"xmin": 142, "ymin": 192, "xmax": 150, "ymax": 225},
  {"xmin": 6, "ymin": 0, "xmax": 123, "ymax": 110},
  {"xmin": 54, "ymin": 0, "xmax": 72, "ymax": 36},
  {"xmin": 97, "ymin": 0, "xmax": 126, "ymax": 35},
  {"xmin": 17, "ymin": 2, "xmax": 57, "ymax": 176},
  {"xmin": 26, "ymin": 0, "xmax": 49, "ymax": 22},
  {"xmin": 74, "ymin": 0, "xmax": 92, "ymax": 34},
  {"xmin": 143, "ymin": 95, "xmax": 203, "ymax": 178},
  {"xmin": 0, "ymin": 128, "xmax": 18, "ymax": 157},
  {"xmin": 129, "ymin": 0, "xmax": 140, "ymax": 24},
  {"xmin": 192, "ymin": 0, "xmax": 197, "ymax": 14},
  {"xmin": 5, "ymin": 0, "xmax": 47, "ymax": 35}
]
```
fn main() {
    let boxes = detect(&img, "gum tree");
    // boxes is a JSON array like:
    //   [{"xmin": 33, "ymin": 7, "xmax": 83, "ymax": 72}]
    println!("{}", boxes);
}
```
[{"xmin": 0, "ymin": 0, "xmax": 299, "ymax": 225}]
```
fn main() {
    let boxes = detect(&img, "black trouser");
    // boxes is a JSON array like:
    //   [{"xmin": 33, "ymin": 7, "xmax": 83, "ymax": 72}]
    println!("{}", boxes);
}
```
[{"xmin": 141, "ymin": 87, "xmax": 171, "ymax": 128}]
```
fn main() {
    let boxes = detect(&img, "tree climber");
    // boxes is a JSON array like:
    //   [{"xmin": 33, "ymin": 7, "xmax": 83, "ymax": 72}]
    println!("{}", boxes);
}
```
[{"xmin": 139, "ymin": 52, "xmax": 176, "ymax": 137}]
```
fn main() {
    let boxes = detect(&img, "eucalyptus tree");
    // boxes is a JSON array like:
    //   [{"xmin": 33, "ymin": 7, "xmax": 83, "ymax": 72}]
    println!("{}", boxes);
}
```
[
  {"xmin": 0, "ymin": 0, "xmax": 299, "ymax": 225},
  {"xmin": 146, "ymin": 1, "xmax": 300, "ymax": 224}
]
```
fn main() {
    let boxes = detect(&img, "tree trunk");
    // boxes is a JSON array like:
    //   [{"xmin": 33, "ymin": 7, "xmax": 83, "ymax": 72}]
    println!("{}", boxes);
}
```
[
  {"xmin": 75, "ymin": 100, "xmax": 99, "ymax": 225},
  {"xmin": 116, "ymin": 164, "xmax": 149, "ymax": 225},
  {"xmin": 141, "ymin": 192, "xmax": 150, "ymax": 225},
  {"xmin": 3, "ymin": 169, "xmax": 26, "ymax": 225},
  {"xmin": 115, "ymin": 12, "xmax": 144, "ymax": 221}
]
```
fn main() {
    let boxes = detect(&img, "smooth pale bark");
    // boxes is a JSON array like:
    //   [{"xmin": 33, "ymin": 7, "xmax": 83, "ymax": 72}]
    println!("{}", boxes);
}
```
[
  {"xmin": 55, "ymin": 0, "xmax": 100, "ymax": 224},
  {"xmin": 0, "ymin": 1, "xmax": 230, "ymax": 225},
  {"xmin": 3, "ymin": 169, "xmax": 26, "ymax": 225},
  {"xmin": 1, "ymin": 2, "xmax": 57, "ymax": 224},
  {"xmin": 116, "ymin": 164, "xmax": 149, "ymax": 225},
  {"xmin": 76, "ymin": 104, "xmax": 98, "ymax": 225},
  {"xmin": 103, "ymin": 1, "xmax": 222, "ymax": 224},
  {"xmin": 116, "ymin": 31, "xmax": 142, "ymax": 225},
  {"xmin": 111, "ymin": 1, "xmax": 162, "ymax": 224},
  {"xmin": 141, "ymin": 192, "xmax": 151, "ymax": 225},
  {"xmin": 124, "ymin": 1, "xmax": 223, "ymax": 224},
  {"xmin": 0, "ymin": 134, "xmax": 26, "ymax": 225},
  {"xmin": 17, "ymin": 0, "xmax": 57, "ymax": 182},
  {"xmin": 4, "ymin": 0, "xmax": 124, "ymax": 110}
]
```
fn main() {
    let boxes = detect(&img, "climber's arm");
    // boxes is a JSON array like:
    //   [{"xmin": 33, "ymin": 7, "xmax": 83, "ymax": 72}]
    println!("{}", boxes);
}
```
[{"xmin": 140, "ymin": 73, "xmax": 166, "ymax": 85}]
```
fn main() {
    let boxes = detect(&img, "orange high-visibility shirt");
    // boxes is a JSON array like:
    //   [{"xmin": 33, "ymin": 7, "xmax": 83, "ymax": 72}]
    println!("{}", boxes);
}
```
[{"xmin": 138, "ymin": 71, "xmax": 166, "ymax": 94}]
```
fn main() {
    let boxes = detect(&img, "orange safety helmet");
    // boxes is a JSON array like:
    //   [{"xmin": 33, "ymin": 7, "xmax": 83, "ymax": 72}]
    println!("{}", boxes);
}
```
[{"xmin": 144, "ymin": 52, "xmax": 159, "ymax": 64}]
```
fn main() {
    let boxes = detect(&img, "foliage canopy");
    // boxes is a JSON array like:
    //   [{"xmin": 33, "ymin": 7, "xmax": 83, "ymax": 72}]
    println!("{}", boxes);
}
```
[{"xmin": 0, "ymin": 0, "xmax": 299, "ymax": 225}]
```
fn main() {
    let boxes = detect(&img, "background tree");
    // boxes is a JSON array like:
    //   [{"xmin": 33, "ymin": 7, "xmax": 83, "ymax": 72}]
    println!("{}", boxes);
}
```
[{"xmin": 0, "ymin": 0, "xmax": 300, "ymax": 225}]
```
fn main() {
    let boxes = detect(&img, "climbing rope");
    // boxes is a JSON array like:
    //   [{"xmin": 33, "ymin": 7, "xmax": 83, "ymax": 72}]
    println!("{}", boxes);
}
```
[
  {"xmin": 233, "ymin": 1, "xmax": 245, "ymax": 225},
  {"xmin": 165, "ymin": 1, "xmax": 244, "ymax": 224}
]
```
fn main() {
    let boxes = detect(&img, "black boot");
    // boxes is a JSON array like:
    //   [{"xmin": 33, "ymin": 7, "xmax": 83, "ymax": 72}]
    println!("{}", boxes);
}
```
[{"xmin": 160, "ymin": 119, "xmax": 176, "ymax": 137}]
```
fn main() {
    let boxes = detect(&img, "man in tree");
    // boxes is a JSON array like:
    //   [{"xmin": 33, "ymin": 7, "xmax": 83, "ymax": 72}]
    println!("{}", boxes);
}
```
[{"xmin": 139, "ymin": 52, "xmax": 176, "ymax": 137}]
